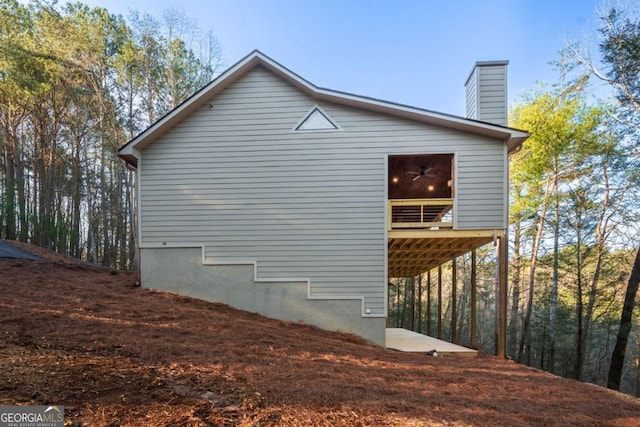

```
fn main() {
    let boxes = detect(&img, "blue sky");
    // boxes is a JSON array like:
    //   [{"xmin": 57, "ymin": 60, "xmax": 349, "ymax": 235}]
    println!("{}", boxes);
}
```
[{"xmin": 79, "ymin": 0, "xmax": 606, "ymax": 117}]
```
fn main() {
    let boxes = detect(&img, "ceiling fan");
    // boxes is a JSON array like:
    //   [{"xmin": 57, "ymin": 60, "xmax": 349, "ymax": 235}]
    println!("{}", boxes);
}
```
[{"xmin": 408, "ymin": 166, "xmax": 434, "ymax": 182}]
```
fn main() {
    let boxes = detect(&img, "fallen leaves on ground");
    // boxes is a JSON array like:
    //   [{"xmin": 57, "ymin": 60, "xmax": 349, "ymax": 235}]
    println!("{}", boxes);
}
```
[{"xmin": 1, "ymin": 242, "xmax": 639, "ymax": 426}]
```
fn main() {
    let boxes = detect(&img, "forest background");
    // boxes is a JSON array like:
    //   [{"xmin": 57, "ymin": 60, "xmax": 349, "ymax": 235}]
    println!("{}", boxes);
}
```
[{"xmin": 1, "ymin": 0, "xmax": 639, "ymax": 396}]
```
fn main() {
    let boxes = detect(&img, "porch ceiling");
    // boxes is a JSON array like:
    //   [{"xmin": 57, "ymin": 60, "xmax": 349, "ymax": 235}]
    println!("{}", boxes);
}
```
[
  {"xmin": 388, "ymin": 232, "xmax": 496, "ymax": 278},
  {"xmin": 388, "ymin": 154, "xmax": 452, "ymax": 199}
]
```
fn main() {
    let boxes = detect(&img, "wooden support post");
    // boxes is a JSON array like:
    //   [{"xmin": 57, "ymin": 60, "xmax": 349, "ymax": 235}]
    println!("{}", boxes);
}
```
[
  {"xmin": 471, "ymin": 249, "xmax": 477, "ymax": 349},
  {"xmin": 417, "ymin": 274, "xmax": 422, "ymax": 333},
  {"xmin": 387, "ymin": 280, "xmax": 391, "ymax": 328},
  {"xmin": 426, "ymin": 270, "xmax": 432, "ymax": 336},
  {"xmin": 451, "ymin": 258, "xmax": 457, "ymax": 343},
  {"xmin": 437, "ymin": 265, "xmax": 443, "ymax": 340},
  {"xmin": 410, "ymin": 276, "xmax": 416, "ymax": 331},
  {"xmin": 396, "ymin": 280, "xmax": 401, "ymax": 328},
  {"xmin": 497, "ymin": 235, "xmax": 508, "ymax": 358},
  {"xmin": 402, "ymin": 278, "xmax": 407, "ymax": 329}
]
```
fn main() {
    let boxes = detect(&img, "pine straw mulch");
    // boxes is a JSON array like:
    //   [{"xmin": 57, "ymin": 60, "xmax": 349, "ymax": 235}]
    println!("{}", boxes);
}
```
[{"xmin": 0, "ymin": 241, "xmax": 639, "ymax": 426}]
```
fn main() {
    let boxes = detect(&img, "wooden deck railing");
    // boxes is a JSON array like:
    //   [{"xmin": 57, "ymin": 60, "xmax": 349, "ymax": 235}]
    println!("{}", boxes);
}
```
[{"xmin": 388, "ymin": 198, "xmax": 454, "ymax": 230}]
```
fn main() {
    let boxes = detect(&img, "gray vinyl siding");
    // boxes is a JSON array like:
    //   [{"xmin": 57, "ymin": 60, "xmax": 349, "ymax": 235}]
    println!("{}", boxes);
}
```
[
  {"xmin": 456, "ymin": 145, "xmax": 506, "ymax": 229},
  {"xmin": 140, "ymin": 66, "xmax": 508, "ymax": 313},
  {"xmin": 465, "ymin": 63, "xmax": 507, "ymax": 126},
  {"xmin": 476, "ymin": 64, "xmax": 507, "ymax": 125},
  {"xmin": 465, "ymin": 67, "xmax": 477, "ymax": 119}
]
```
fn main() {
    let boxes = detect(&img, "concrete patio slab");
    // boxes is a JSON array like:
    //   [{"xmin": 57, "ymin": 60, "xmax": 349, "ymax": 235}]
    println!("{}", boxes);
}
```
[{"xmin": 386, "ymin": 328, "xmax": 478, "ymax": 358}]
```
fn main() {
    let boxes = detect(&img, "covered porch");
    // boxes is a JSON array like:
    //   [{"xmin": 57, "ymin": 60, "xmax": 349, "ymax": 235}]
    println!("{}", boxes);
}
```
[
  {"xmin": 386, "ymin": 229, "xmax": 508, "ymax": 358},
  {"xmin": 386, "ymin": 153, "xmax": 508, "ymax": 357}
]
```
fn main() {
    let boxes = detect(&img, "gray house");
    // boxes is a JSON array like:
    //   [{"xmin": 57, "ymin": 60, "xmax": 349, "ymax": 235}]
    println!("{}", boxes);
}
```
[{"xmin": 118, "ymin": 51, "xmax": 527, "ymax": 351}]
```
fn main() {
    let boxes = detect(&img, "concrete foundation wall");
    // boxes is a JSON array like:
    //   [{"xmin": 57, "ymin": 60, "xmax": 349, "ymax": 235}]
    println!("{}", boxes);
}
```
[{"xmin": 141, "ymin": 247, "xmax": 386, "ymax": 346}]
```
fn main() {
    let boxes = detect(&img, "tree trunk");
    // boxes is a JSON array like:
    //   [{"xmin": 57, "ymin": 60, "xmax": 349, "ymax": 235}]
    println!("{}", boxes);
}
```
[
  {"xmin": 437, "ymin": 266, "xmax": 443, "ymax": 339},
  {"xmin": 452, "ymin": 259, "xmax": 457, "ymax": 343},
  {"xmin": 549, "ymin": 177, "xmax": 560, "ymax": 374},
  {"xmin": 128, "ymin": 169, "xmax": 137, "ymax": 270},
  {"xmin": 607, "ymin": 247, "xmax": 640, "ymax": 390},
  {"xmin": 457, "ymin": 256, "xmax": 469, "ymax": 346},
  {"xmin": 509, "ymin": 220, "xmax": 522, "ymax": 359},
  {"xmin": 2, "ymin": 131, "xmax": 17, "ymax": 240},
  {"xmin": 100, "ymin": 138, "xmax": 110, "ymax": 267},
  {"xmin": 517, "ymin": 178, "xmax": 552, "ymax": 363},
  {"xmin": 426, "ymin": 270, "xmax": 432, "ymax": 336},
  {"xmin": 71, "ymin": 135, "xmax": 82, "ymax": 258},
  {"xmin": 44, "ymin": 113, "xmax": 57, "ymax": 250},
  {"xmin": 584, "ymin": 164, "xmax": 613, "ymax": 372},
  {"xmin": 575, "ymin": 215, "xmax": 585, "ymax": 381},
  {"xmin": 14, "ymin": 133, "xmax": 27, "ymax": 242}
]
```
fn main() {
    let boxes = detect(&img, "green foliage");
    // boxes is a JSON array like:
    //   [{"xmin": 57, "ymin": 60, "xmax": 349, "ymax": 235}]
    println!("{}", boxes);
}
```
[
  {"xmin": 588, "ymin": 4, "xmax": 640, "ymax": 393},
  {"xmin": 599, "ymin": 7, "xmax": 640, "ymax": 121},
  {"xmin": 510, "ymin": 87, "xmax": 605, "ymax": 184},
  {"xmin": 0, "ymin": 1, "xmax": 222, "ymax": 263},
  {"xmin": 509, "ymin": 36, "xmax": 639, "ymax": 391}
]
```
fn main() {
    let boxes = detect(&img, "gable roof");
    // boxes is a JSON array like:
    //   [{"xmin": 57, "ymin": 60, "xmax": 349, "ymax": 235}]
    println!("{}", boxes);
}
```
[{"xmin": 118, "ymin": 50, "xmax": 529, "ymax": 168}]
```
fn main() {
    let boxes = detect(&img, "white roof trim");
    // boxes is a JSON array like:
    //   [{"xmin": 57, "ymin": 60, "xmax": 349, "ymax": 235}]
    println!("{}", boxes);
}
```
[{"xmin": 118, "ymin": 50, "xmax": 528, "ymax": 166}]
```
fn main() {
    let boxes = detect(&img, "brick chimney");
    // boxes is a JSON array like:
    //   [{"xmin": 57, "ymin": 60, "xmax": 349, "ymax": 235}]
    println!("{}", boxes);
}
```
[{"xmin": 464, "ymin": 61, "xmax": 509, "ymax": 126}]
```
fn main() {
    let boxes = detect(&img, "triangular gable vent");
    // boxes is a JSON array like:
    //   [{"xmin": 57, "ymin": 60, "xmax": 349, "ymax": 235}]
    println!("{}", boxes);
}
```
[{"xmin": 295, "ymin": 107, "xmax": 338, "ymax": 131}]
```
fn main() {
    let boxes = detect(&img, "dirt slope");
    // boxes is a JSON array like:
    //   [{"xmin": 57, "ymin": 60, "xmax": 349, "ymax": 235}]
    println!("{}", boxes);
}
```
[{"xmin": 1, "ymin": 242, "xmax": 639, "ymax": 426}]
